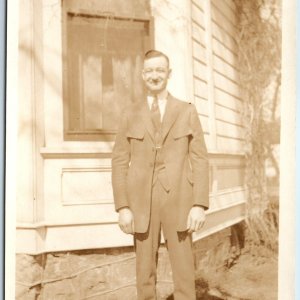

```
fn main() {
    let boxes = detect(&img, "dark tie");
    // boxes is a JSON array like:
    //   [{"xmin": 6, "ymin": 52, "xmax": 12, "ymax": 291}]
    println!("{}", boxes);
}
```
[{"xmin": 151, "ymin": 96, "xmax": 161, "ymax": 131}]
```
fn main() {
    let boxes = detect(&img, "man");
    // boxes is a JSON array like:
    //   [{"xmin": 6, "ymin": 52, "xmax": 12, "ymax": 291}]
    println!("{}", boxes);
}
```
[{"xmin": 112, "ymin": 50, "xmax": 209, "ymax": 300}]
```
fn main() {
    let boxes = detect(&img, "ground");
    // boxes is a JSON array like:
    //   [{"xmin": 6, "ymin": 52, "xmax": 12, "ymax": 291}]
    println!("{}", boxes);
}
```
[
  {"xmin": 196, "ymin": 204, "xmax": 279, "ymax": 300},
  {"xmin": 167, "ymin": 243, "xmax": 278, "ymax": 300},
  {"xmin": 200, "ymin": 251, "xmax": 278, "ymax": 300}
]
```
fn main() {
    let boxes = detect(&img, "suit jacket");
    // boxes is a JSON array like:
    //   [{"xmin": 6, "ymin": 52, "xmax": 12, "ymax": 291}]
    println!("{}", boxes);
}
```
[{"xmin": 112, "ymin": 94, "xmax": 209, "ymax": 233}]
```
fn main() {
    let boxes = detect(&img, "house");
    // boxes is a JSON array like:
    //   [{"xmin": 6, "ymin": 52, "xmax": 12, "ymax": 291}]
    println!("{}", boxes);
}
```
[{"xmin": 15, "ymin": 0, "xmax": 246, "ymax": 298}]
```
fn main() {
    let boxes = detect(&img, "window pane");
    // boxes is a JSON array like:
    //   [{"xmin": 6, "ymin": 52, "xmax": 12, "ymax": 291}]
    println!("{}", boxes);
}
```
[{"xmin": 63, "ymin": 13, "xmax": 150, "ymax": 139}]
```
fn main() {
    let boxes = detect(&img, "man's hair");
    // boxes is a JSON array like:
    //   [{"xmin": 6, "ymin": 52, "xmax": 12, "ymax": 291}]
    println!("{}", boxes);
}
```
[{"xmin": 144, "ymin": 50, "xmax": 170, "ymax": 67}]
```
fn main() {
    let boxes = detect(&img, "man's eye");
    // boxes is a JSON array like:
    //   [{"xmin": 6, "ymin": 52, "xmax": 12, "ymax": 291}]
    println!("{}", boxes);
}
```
[
  {"xmin": 144, "ymin": 69, "xmax": 153, "ymax": 73},
  {"xmin": 144, "ymin": 68, "xmax": 167, "ymax": 74}
]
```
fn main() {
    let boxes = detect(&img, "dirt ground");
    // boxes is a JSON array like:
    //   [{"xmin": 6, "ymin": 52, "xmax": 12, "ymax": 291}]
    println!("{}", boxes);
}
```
[
  {"xmin": 202, "ymin": 252, "xmax": 277, "ymax": 300},
  {"xmin": 166, "ymin": 248, "xmax": 278, "ymax": 300}
]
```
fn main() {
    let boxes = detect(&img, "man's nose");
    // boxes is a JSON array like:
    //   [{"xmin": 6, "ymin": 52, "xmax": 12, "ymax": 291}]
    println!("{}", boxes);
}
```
[{"xmin": 150, "ymin": 72, "xmax": 160, "ymax": 80}]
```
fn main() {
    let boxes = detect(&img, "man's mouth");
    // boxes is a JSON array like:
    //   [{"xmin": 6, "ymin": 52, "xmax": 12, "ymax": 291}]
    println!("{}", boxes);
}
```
[{"xmin": 150, "ymin": 80, "xmax": 160, "ymax": 85}]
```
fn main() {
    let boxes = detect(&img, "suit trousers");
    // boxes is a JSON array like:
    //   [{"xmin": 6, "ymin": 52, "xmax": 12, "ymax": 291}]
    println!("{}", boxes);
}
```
[{"xmin": 134, "ymin": 178, "xmax": 196, "ymax": 300}]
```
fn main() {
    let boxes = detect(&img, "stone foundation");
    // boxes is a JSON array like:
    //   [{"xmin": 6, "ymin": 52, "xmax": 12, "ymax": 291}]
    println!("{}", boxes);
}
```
[{"xmin": 16, "ymin": 226, "xmax": 242, "ymax": 300}]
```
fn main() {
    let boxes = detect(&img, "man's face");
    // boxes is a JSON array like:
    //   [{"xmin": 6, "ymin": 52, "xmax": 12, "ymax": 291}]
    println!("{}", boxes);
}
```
[{"xmin": 142, "ymin": 56, "xmax": 171, "ymax": 95}]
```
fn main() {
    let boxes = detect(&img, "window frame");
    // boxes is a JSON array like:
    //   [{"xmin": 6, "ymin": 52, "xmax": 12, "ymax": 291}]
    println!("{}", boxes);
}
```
[{"xmin": 62, "ymin": 9, "xmax": 154, "ymax": 141}]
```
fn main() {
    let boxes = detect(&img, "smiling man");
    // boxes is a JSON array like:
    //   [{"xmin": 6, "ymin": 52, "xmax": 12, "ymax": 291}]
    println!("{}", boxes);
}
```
[{"xmin": 112, "ymin": 50, "xmax": 209, "ymax": 300}]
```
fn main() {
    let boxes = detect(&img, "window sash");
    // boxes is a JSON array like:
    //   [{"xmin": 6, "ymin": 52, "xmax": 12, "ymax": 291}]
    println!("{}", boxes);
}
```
[{"xmin": 62, "ymin": 12, "xmax": 152, "ymax": 140}]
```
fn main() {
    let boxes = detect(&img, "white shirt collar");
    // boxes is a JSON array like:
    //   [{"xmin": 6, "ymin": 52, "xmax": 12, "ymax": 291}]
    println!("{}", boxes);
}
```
[{"xmin": 147, "ymin": 89, "xmax": 168, "ymax": 102}]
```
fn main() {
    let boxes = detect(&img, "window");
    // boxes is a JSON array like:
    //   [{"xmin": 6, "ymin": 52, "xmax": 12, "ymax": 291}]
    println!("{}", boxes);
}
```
[{"xmin": 62, "ymin": 6, "xmax": 152, "ymax": 140}]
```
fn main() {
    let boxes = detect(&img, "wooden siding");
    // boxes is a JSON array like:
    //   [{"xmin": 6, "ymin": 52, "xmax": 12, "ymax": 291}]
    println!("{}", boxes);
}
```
[{"xmin": 191, "ymin": 0, "xmax": 244, "ymax": 154}]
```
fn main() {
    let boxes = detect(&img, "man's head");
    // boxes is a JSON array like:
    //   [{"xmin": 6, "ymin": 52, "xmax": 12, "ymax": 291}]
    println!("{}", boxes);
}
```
[{"xmin": 142, "ymin": 50, "xmax": 172, "ymax": 95}]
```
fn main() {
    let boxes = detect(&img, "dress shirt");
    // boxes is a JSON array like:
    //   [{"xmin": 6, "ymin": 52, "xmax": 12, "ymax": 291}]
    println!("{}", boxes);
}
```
[{"xmin": 147, "ymin": 90, "xmax": 168, "ymax": 122}]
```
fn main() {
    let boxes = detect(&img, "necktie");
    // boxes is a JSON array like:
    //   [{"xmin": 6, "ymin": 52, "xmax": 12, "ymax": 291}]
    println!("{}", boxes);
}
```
[{"xmin": 151, "ymin": 96, "xmax": 161, "ymax": 131}]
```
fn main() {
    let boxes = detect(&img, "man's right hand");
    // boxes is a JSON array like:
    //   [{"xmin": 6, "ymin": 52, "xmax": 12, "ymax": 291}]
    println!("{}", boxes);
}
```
[{"xmin": 118, "ymin": 207, "xmax": 135, "ymax": 234}]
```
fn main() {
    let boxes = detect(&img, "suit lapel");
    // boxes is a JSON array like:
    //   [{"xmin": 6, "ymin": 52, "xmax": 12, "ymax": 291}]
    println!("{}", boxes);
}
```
[{"xmin": 161, "ymin": 94, "xmax": 180, "ymax": 142}]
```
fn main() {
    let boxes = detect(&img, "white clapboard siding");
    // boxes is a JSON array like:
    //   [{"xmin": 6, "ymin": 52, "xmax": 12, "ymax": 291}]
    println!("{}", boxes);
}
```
[
  {"xmin": 191, "ymin": 2, "xmax": 206, "ymax": 29},
  {"xmin": 192, "ymin": 0, "xmax": 205, "ymax": 12},
  {"xmin": 212, "ymin": 38, "xmax": 237, "ymax": 67},
  {"xmin": 214, "ymin": 88, "xmax": 242, "ymax": 111},
  {"xmin": 194, "ymin": 78, "xmax": 209, "ymax": 99},
  {"xmin": 192, "ymin": 40, "xmax": 207, "ymax": 64},
  {"xmin": 213, "ymin": 72, "xmax": 241, "ymax": 99},
  {"xmin": 223, "ymin": 0, "xmax": 238, "ymax": 12},
  {"xmin": 193, "ymin": 59, "xmax": 208, "ymax": 82},
  {"xmin": 195, "ymin": 96, "xmax": 209, "ymax": 117},
  {"xmin": 211, "ymin": 14, "xmax": 238, "ymax": 43},
  {"xmin": 191, "ymin": 0, "xmax": 242, "ymax": 154},
  {"xmin": 192, "ymin": 22, "xmax": 206, "ymax": 47},
  {"xmin": 213, "ymin": 54, "xmax": 239, "ymax": 83},
  {"xmin": 211, "ymin": 0, "xmax": 238, "ymax": 28},
  {"xmin": 211, "ymin": 22, "xmax": 237, "ymax": 53},
  {"xmin": 216, "ymin": 120, "xmax": 244, "ymax": 140},
  {"xmin": 211, "ymin": 0, "xmax": 242, "ymax": 152},
  {"xmin": 215, "ymin": 104, "xmax": 243, "ymax": 127}
]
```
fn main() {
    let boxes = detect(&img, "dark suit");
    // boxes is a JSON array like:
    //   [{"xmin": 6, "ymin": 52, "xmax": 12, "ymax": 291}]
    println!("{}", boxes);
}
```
[{"xmin": 112, "ymin": 94, "xmax": 209, "ymax": 299}]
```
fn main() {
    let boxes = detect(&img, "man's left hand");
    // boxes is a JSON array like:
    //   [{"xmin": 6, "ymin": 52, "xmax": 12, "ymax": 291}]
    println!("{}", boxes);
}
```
[{"xmin": 186, "ymin": 206, "xmax": 206, "ymax": 233}]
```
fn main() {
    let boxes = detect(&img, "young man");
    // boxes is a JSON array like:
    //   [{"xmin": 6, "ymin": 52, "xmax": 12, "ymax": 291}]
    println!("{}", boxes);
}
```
[{"xmin": 112, "ymin": 50, "xmax": 209, "ymax": 300}]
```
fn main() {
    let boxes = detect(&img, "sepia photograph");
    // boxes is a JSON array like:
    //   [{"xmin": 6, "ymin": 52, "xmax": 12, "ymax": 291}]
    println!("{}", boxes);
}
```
[{"xmin": 5, "ymin": 0, "xmax": 296, "ymax": 299}]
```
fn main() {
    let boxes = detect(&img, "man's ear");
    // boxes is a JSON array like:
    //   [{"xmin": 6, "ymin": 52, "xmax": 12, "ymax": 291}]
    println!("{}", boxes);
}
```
[
  {"xmin": 142, "ymin": 70, "xmax": 146, "ymax": 81},
  {"xmin": 168, "ymin": 69, "xmax": 172, "ymax": 79}
]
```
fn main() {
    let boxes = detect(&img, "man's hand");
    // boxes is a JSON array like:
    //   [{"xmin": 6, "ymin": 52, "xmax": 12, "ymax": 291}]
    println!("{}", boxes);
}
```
[
  {"xmin": 118, "ymin": 207, "xmax": 135, "ymax": 234},
  {"xmin": 186, "ymin": 206, "xmax": 206, "ymax": 233}
]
